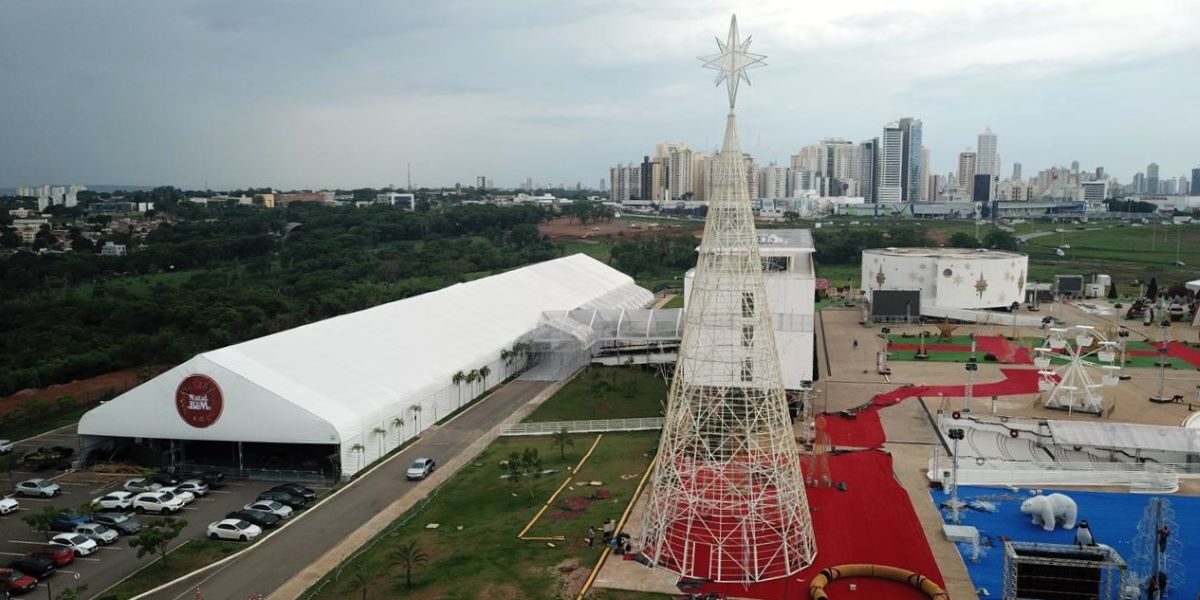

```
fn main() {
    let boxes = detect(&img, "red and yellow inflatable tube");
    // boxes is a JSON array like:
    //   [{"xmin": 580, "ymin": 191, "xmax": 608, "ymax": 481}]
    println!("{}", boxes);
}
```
[{"xmin": 809, "ymin": 564, "xmax": 949, "ymax": 600}]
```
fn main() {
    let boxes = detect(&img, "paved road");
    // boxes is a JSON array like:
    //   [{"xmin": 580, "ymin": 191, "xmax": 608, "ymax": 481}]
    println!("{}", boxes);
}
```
[{"xmin": 143, "ymin": 379, "xmax": 552, "ymax": 600}]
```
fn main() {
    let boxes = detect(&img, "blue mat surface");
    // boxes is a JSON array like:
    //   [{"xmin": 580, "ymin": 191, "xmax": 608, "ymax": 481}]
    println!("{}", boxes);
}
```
[{"xmin": 930, "ymin": 486, "xmax": 1200, "ymax": 598}]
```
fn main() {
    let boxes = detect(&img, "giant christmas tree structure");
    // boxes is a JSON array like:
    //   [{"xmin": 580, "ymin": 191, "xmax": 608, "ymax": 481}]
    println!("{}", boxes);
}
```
[{"xmin": 639, "ymin": 15, "xmax": 817, "ymax": 582}]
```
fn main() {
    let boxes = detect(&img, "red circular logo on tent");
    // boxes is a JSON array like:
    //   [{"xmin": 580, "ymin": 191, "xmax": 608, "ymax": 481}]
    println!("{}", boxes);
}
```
[{"xmin": 175, "ymin": 375, "xmax": 223, "ymax": 428}]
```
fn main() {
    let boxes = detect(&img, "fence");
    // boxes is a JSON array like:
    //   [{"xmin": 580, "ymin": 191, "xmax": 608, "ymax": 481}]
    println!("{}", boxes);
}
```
[
  {"xmin": 931, "ymin": 458, "xmax": 1180, "ymax": 494},
  {"xmin": 502, "ymin": 417, "xmax": 664, "ymax": 436}
]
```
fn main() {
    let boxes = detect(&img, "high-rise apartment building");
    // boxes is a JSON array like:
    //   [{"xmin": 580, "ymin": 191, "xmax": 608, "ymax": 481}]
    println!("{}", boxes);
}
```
[
  {"xmin": 640, "ymin": 156, "xmax": 664, "ymax": 201},
  {"xmin": 759, "ymin": 164, "xmax": 789, "ymax": 199},
  {"xmin": 1191, "ymin": 168, "xmax": 1200, "ymax": 195},
  {"xmin": 857, "ymin": 138, "xmax": 878, "ymax": 203},
  {"xmin": 898, "ymin": 117, "xmax": 923, "ymax": 204},
  {"xmin": 976, "ymin": 127, "xmax": 999, "ymax": 176},
  {"xmin": 1070, "ymin": 160, "xmax": 1080, "ymax": 173},
  {"xmin": 657, "ymin": 143, "xmax": 694, "ymax": 200},
  {"xmin": 920, "ymin": 147, "xmax": 933, "ymax": 201},
  {"xmin": 1146, "ymin": 162, "xmax": 1160, "ymax": 194},
  {"xmin": 957, "ymin": 151, "xmax": 978, "ymax": 196},
  {"xmin": 878, "ymin": 124, "xmax": 904, "ymax": 204},
  {"xmin": 1133, "ymin": 172, "xmax": 1146, "ymax": 194},
  {"xmin": 609, "ymin": 163, "xmax": 641, "ymax": 202},
  {"xmin": 743, "ymin": 154, "xmax": 760, "ymax": 199},
  {"xmin": 1011, "ymin": 162, "xmax": 1022, "ymax": 182},
  {"xmin": 1095, "ymin": 167, "xmax": 1105, "ymax": 181}
]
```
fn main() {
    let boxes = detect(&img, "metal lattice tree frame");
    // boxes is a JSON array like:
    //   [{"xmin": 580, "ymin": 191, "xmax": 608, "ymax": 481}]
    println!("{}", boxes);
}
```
[
  {"xmin": 1035, "ymin": 326, "xmax": 1120, "ymax": 414},
  {"xmin": 1002, "ymin": 541, "xmax": 1128, "ymax": 600},
  {"xmin": 640, "ymin": 15, "xmax": 817, "ymax": 583},
  {"xmin": 1129, "ymin": 497, "xmax": 1185, "ymax": 599}
]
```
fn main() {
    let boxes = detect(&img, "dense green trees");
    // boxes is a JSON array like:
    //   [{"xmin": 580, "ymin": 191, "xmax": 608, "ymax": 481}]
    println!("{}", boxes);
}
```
[
  {"xmin": 949, "ymin": 232, "xmax": 979, "ymax": 248},
  {"xmin": 609, "ymin": 235, "xmax": 700, "ymax": 277},
  {"xmin": 0, "ymin": 203, "xmax": 558, "ymax": 396}
]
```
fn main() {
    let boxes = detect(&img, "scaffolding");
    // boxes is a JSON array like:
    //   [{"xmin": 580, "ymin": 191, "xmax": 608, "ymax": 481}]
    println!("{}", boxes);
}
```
[
  {"xmin": 1002, "ymin": 541, "xmax": 1128, "ymax": 600},
  {"xmin": 640, "ymin": 16, "xmax": 816, "ymax": 583}
]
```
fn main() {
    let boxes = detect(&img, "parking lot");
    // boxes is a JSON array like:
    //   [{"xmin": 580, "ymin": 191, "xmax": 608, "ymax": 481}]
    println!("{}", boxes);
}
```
[{"xmin": 2, "ymin": 425, "xmax": 329, "ymax": 596}]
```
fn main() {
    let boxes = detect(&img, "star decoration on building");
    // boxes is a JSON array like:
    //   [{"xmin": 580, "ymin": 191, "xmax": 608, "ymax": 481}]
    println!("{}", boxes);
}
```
[
  {"xmin": 700, "ymin": 15, "xmax": 767, "ymax": 109},
  {"xmin": 875, "ymin": 265, "xmax": 886, "ymax": 286},
  {"xmin": 975, "ymin": 274, "xmax": 989, "ymax": 298}
]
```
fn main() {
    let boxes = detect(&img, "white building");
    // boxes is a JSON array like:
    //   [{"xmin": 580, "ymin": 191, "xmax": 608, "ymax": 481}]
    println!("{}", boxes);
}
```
[
  {"xmin": 374, "ymin": 192, "xmax": 415, "ymax": 209},
  {"xmin": 877, "ymin": 124, "xmax": 904, "ymax": 204},
  {"xmin": 100, "ymin": 241, "xmax": 127, "ymax": 256},
  {"xmin": 759, "ymin": 164, "xmax": 789, "ymax": 199},
  {"xmin": 977, "ymin": 127, "xmax": 999, "ymax": 176},
  {"xmin": 683, "ymin": 229, "xmax": 816, "ymax": 387},
  {"xmin": 78, "ymin": 254, "xmax": 653, "ymax": 481},
  {"xmin": 609, "ymin": 163, "xmax": 641, "ymax": 203},
  {"xmin": 861, "ymin": 247, "xmax": 1028, "ymax": 312}
]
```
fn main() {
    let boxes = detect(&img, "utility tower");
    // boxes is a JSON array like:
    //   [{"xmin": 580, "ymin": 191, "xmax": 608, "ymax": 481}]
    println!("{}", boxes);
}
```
[{"xmin": 640, "ymin": 15, "xmax": 817, "ymax": 582}]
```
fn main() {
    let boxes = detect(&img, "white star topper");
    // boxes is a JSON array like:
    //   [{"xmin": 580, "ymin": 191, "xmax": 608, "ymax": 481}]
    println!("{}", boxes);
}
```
[{"xmin": 700, "ymin": 15, "xmax": 767, "ymax": 109}]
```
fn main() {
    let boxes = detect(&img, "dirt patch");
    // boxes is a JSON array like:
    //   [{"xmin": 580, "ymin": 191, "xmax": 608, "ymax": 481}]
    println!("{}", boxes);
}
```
[
  {"xmin": 475, "ymin": 582, "xmax": 522, "ymax": 600},
  {"xmin": 539, "ymin": 217, "xmax": 698, "ymax": 240},
  {"xmin": 554, "ymin": 558, "xmax": 590, "ymax": 598},
  {"xmin": 0, "ymin": 367, "xmax": 162, "ymax": 421},
  {"xmin": 924, "ymin": 229, "xmax": 950, "ymax": 245},
  {"xmin": 546, "ymin": 495, "xmax": 592, "ymax": 521}
]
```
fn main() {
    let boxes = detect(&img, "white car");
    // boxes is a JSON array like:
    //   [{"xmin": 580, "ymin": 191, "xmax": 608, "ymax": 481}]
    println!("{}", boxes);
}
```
[
  {"xmin": 405, "ymin": 458, "xmax": 436, "ymax": 480},
  {"xmin": 0, "ymin": 440, "xmax": 13, "ymax": 454},
  {"xmin": 243, "ymin": 500, "xmax": 292, "ymax": 519},
  {"xmin": 50, "ymin": 533, "xmax": 99, "ymax": 556},
  {"xmin": 15, "ymin": 478, "xmax": 61, "ymax": 498},
  {"xmin": 132, "ymin": 491, "xmax": 185, "ymax": 514},
  {"xmin": 206, "ymin": 519, "xmax": 262, "ymax": 541},
  {"xmin": 74, "ymin": 522, "xmax": 119, "ymax": 545},
  {"xmin": 156, "ymin": 487, "xmax": 195, "ymax": 505},
  {"xmin": 92, "ymin": 491, "xmax": 135, "ymax": 511},
  {"xmin": 0, "ymin": 497, "xmax": 18, "ymax": 515},
  {"xmin": 174, "ymin": 479, "xmax": 209, "ymax": 497},
  {"xmin": 123, "ymin": 478, "xmax": 162, "ymax": 493}
]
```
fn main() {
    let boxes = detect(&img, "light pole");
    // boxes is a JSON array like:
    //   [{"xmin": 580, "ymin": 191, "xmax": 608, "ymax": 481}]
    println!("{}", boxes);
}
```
[
  {"xmin": 1118, "ymin": 329, "xmax": 1130, "ymax": 367},
  {"xmin": 878, "ymin": 327, "xmax": 891, "ymax": 375},
  {"xmin": 964, "ymin": 361, "xmax": 978, "ymax": 413},
  {"xmin": 946, "ymin": 427, "xmax": 966, "ymax": 523},
  {"xmin": 916, "ymin": 330, "xmax": 929, "ymax": 360}
]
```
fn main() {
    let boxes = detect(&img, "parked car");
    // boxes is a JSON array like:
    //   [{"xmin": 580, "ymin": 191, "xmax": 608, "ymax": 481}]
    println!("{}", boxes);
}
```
[
  {"xmin": 6, "ymin": 556, "xmax": 54, "ymax": 581},
  {"xmin": 48, "ymin": 533, "xmax": 98, "ymax": 557},
  {"xmin": 270, "ymin": 483, "xmax": 316, "ymax": 501},
  {"xmin": 156, "ymin": 487, "xmax": 196, "ymax": 505},
  {"xmin": 180, "ymin": 469, "xmax": 225, "ymax": 489},
  {"xmin": 74, "ymin": 523, "xmax": 118, "ymax": 545},
  {"xmin": 0, "ymin": 568, "xmax": 36, "ymax": 594},
  {"xmin": 20, "ymin": 446, "xmax": 73, "ymax": 470},
  {"xmin": 122, "ymin": 478, "xmax": 162, "ymax": 493},
  {"xmin": 0, "ymin": 441, "xmax": 13, "ymax": 455},
  {"xmin": 92, "ymin": 513, "xmax": 142, "ymax": 535},
  {"xmin": 48, "ymin": 513, "xmax": 91, "ymax": 533},
  {"xmin": 15, "ymin": 478, "xmax": 60, "ymax": 498},
  {"xmin": 174, "ymin": 479, "xmax": 209, "ymax": 497},
  {"xmin": 25, "ymin": 545, "xmax": 73, "ymax": 567},
  {"xmin": 92, "ymin": 491, "xmax": 136, "ymax": 511},
  {"xmin": 243, "ymin": 500, "xmax": 292, "ymax": 519},
  {"xmin": 149, "ymin": 471, "xmax": 180, "ymax": 487},
  {"xmin": 225, "ymin": 509, "xmax": 281, "ymax": 529},
  {"xmin": 405, "ymin": 458, "xmax": 436, "ymax": 480},
  {"xmin": 132, "ymin": 491, "xmax": 185, "ymax": 515},
  {"xmin": 256, "ymin": 490, "xmax": 306, "ymax": 509},
  {"xmin": 206, "ymin": 519, "xmax": 262, "ymax": 542},
  {"xmin": 0, "ymin": 498, "xmax": 18, "ymax": 515}
]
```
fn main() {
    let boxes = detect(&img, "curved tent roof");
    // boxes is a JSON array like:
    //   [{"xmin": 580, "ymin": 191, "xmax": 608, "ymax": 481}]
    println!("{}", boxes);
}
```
[{"xmin": 79, "ymin": 254, "xmax": 652, "ymax": 457}]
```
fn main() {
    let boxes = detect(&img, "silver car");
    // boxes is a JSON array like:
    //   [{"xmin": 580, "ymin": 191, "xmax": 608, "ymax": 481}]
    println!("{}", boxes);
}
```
[{"xmin": 16, "ymin": 478, "xmax": 61, "ymax": 497}]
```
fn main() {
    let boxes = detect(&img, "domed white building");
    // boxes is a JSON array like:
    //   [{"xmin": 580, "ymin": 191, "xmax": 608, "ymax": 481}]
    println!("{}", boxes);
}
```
[{"xmin": 861, "ymin": 247, "xmax": 1028, "ymax": 320}]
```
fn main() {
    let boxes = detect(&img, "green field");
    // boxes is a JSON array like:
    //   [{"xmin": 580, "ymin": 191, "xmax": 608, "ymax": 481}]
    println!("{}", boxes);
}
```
[
  {"xmin": 523, "ymin": 367, "xmax": 667, "ymax": 422},
  {"xmin": 558, "ymin": 240, "xmax": 611, "ymax": 262},
  {"xmin": 304, "ymin": 431, "xmax": 665, "ymax": 600},
  {"xmin": 660, "ymin": 295, "xmax": 684, "ymax": 309}
]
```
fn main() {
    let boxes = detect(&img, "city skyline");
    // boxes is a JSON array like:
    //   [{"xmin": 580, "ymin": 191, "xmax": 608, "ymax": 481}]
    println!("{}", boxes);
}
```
[{"xmin": 1, "ymin": 1, "xmax": 1198, "ymax": 189}]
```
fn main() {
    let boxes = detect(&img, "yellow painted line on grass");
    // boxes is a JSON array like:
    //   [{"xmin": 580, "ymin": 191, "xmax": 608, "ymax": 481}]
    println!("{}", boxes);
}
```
[
  {"xmin": 517, "ymin": 434, "xmax": 603, "ymax": 540},
  {"xmin": 574, "ymin": 455, "xmax": 656, "ymax": 600}
]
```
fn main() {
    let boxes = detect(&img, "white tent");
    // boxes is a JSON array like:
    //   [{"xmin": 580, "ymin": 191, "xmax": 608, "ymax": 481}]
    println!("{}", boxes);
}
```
[{"xmin": 79, "ymin": 254, "xmax": 652, "ymax": 479}]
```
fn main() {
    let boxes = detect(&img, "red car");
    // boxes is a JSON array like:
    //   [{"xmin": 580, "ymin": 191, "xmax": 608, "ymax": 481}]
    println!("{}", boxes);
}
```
[
  {"xmin": 26, "ymin": 545, "xmax": 73, "ymax": 567},
  {"xmin": 0, "ymin": 568, "xmax": 37, "ymax": 594}
]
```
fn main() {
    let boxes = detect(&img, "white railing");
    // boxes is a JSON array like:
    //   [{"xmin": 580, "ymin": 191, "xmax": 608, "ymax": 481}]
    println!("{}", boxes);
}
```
[
  {"xmin": 928, "ymin": 458, "xmax": 1180, "ymax": 493},
  {"xmin": 502, "ymin": 417, "xmax": 664, "ymax": 436}
]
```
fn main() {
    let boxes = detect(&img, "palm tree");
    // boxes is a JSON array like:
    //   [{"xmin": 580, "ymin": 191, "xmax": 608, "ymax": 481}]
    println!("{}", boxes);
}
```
[
  {"xmin": 550, "ymin": 428, "xmax": 573, "ymax": 460},
  {"xmin": 500, "ymin": 348, "xmax": 513, "ymax": 366},
  {"xmin": 451, "ymin": 371, "xmax": 466, "ymax": 405},
  {"xmin": 372, "ymin": 426, "xmax": 387, "ymax": 457},
  {"xmin": 349, "ymin": 443, "xmax": 366, "ymax": 470},
  {"xmin": 390, "ymin": 416, "xmax": 405, "ymax": 445},
  {"xmin": 465, "ymin": 370, "xmax": 479, "ymax": 401},
  {"xmin": 409, "ymin": 405, "xmax": 422, "ymax": 434},
  {"xmin": 347, "ymin": 565, "xmax": 370, "ymax": 600},
  {"xmin": 390, "ymin": 541, "xmax": 429, "ymax": 588},
  {"xmin": 479, "ymin": 365, "xmax": 491, "ymax": 392}
]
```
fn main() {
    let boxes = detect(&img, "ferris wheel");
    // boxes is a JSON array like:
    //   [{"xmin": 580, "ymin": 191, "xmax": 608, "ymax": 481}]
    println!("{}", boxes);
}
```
[{"xmin": 1035, "ymin": 325, "xmax": 1122, "ymax": 414}]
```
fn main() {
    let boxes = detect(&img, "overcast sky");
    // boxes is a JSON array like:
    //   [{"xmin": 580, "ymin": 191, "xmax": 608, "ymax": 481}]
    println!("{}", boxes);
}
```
[{"xmin": 2, "ymin": 0, "xmax": 1198, "ymax": 190}]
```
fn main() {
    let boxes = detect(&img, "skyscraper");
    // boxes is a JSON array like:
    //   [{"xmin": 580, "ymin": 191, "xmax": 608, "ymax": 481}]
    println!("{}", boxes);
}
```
[
  {"xmin": 744, "ymin": 154, "xmax": 760, "ymax": 199},
  {"xmin": 857, "ymin": 138, "xmax": 878, "ymax": 203},
  {"xmin": 1147, "ymin": 162, "xmax": 1160, "ymax": 194},
  {"xmin": 976, "ymin": 127, "xmax": 999, "ymax": 176},
  {"xmin": 1191, "ymin": 168, "xmax": 1200, "ymax": 195},
  {"xmin": 1095, "ymin": 167, "xmax": 1105, "ymax": 181},
  {"xmin": 609, "ymin": 163, "xmax": 641, "ymax": 202},
  {"xmin": 640, "ymin": 155, "xmax": 664, "ymax": 201},
  {"xmin": 1070, "ymin": 160, "xmax": 1080, "ymax": 173},
  {"xmin": 657, "ymin": 143, "xmax": 695, "ymax": 200},
  {"xmin": 878, "ymin": 124, "xmax": 904, "ymax": 204},
  {"xmin": 957, "ymin": 151, "xmax": 977, "ymax": 196},
  {"xmin": 759, "ymin": 164, "xmax": 789, "ymax": 199},
  {"xmin": 1012, "ymin": 162, "xmax": 1023, "ymax": 182},
  {"xmin": 642, "ymin": 16, "xmax": 815, "ymax": 582},
  {"xmin": 898, "ymin": 117, "xmax": 923, "ymax": 203}
]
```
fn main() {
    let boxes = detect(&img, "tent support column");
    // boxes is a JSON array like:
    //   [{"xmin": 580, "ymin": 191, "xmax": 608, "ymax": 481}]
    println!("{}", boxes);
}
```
[{"xmin": 238, "ymin": 442, "xmax": 245, "ymax": 476}]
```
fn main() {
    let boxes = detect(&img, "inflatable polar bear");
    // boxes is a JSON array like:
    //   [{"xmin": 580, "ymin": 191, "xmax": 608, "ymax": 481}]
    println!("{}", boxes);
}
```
[{"xmin": 1020, "ymin": 493, "xmax": 1078, "ymax": 532}]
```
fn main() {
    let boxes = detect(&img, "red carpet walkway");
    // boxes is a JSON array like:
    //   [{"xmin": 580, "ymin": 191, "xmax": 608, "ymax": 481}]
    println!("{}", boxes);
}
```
[
  {"xmin": 699, "ymin": 450, "xmax": 943, "ymax": 600},
  {"xmin": 975, "ymin": 335, "xmax": 1033, "ymax": 364},
  {"xmin": 824, "ymin": 368, "xmax": 1047, "ymax": 448}
]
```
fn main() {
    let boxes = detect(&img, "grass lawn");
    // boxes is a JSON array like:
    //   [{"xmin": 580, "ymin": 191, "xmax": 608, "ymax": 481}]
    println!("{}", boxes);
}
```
[
  {"xmin": 558, "ymin": 240, "xmax": 611, "ymax": 263},
  {"xmin": 660, "ymin": 295, "xmax": 684, "ymax": 309},
  {"xmin": 888, "ymin": 350, "xmax": 981, "ymax": 363},
  {"xmin": 305, "ymin": 432, "xmax": 666, "ymax": 600},
  {"xmin": 1023, "ymin": 224, "xmax": 1200, "ymax": 286},
  {"xmin": 98, "ymin": 540, "xmax": 241, "ymax": 600},
  {"xmin": 523, "ymin": 367, "xmax": 667, "ymax": 423}
]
